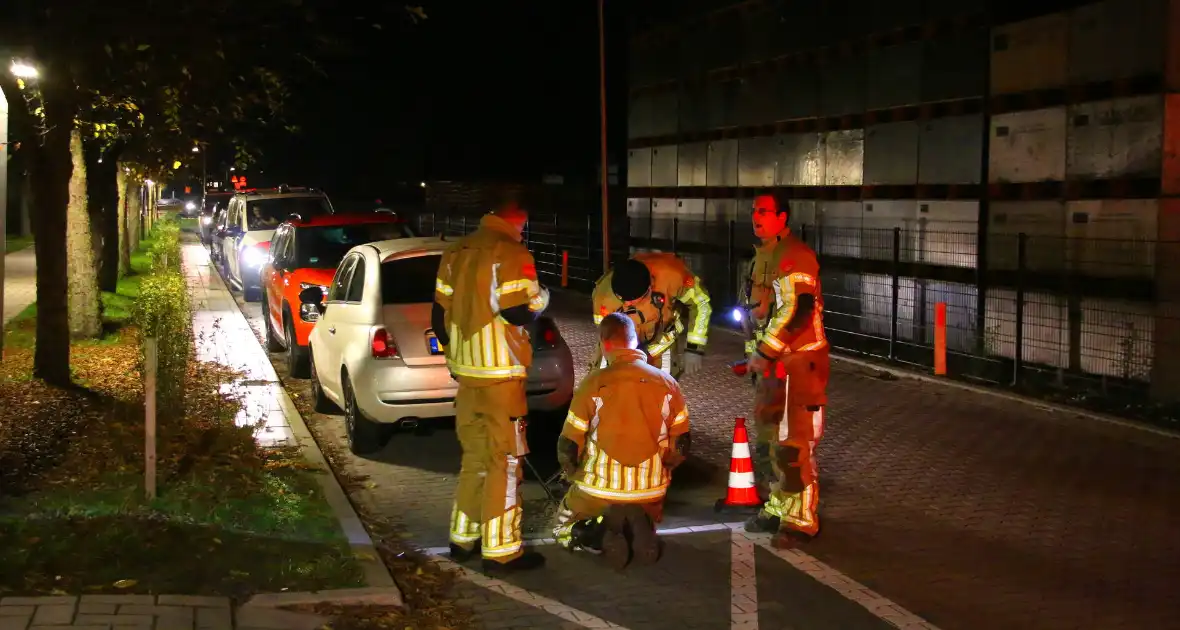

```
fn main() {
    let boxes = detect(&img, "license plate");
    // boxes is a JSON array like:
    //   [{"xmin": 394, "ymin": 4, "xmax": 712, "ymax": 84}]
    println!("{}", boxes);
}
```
[{"xmin": 427, "ymin": 333, "xmax": 444, "ymax": 355}]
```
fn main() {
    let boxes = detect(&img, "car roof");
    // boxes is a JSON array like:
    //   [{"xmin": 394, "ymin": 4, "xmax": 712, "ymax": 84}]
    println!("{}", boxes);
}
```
[
  {"xmin": 286, "ymin": 213, "xmax": 406, "ymax": 228},
  {"xmin": 363, "ymin": 237, "xmax": 448, "ymax": 261}
]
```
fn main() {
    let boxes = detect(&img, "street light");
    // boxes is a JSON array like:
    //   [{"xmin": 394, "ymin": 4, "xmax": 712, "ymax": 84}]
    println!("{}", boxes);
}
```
[
  {"xmin": 597, "ymin": 0, "xmax": 610, "ymax": 273},
  {"xmin": 9, "ymin": 61, "xmax": 38, "ymax": 79},
  {"xmin": 192, "ymin": 142, "xmax": 207, "ymax": 193}
]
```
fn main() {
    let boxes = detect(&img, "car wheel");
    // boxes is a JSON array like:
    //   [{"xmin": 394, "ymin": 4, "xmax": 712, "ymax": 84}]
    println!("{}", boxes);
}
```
[
  {"xmin": 285, "ymin": 309, "xmax": 311, "ymax": 378},
  {"xmin": 342, "ymin": 373, "xmax": 384, "ymax": 456},
  {"xmin": 308, "ymin": 347, "xmax": 337, "ymax": 413},
  {"xmin": 262, "ymin": 292, "xmax": 284, "ymax": 351},
  {"xmin": 244, "ymin": 286, "xmax": 261, "ymax": 303}
]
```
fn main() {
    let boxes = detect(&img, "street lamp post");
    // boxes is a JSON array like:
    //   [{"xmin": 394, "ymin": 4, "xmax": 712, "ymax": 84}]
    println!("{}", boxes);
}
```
[
  {"xmin": 597, "ymin": 0, "xmax": 610, "ymax": 274},
  {"xmin": 2, "ymin": 59, "xmax": 40, "ymax": 361},
  {"xmin": 193, "ymin": 144, "xmax": 206, "ymax": 193}
]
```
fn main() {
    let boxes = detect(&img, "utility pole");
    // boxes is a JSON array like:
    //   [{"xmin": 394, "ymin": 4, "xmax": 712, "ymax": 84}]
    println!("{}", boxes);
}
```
[{"xmin": 597, "ymin": 0, "xmax": 610, "ymax": 274}]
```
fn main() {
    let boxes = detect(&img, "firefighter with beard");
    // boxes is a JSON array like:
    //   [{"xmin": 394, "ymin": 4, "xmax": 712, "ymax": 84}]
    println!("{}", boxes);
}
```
[{"xmin": 740, "ymin": 193, "xmax": 830, "ymax": 549}]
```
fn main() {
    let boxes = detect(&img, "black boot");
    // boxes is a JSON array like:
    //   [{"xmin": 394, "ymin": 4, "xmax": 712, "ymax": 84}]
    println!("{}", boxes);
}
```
[
  {"xmin": 623, "ymin": 506, "xmax": 660, "ymax": 566},
  {"xmin": 601, "ymin": 506, "xmax": 633, "ymax": 570},
  {"xmin": 744, "ymin": 511, "xmax": 780, "ymax": 534},
  {"xmin": 482, "ymin": 550, "xmax": 546, "ymax": 574},
  {"xmin": 570, "ymin": 516, "xmax": 606, "ymax": 553},
  {"xmin": 449, "ymin": 542, "xmax": 480, "ymax": 563}
]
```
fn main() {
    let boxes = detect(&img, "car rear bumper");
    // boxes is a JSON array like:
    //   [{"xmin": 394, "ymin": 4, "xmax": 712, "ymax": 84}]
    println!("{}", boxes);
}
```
[{"xmin": 353, "ymin": 346, "xmax": 575, "ymax": 424}]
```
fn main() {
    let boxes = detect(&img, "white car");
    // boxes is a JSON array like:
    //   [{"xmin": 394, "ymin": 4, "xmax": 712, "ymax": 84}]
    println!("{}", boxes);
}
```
[
  {"xmin": 218, "ymin": 186, "xmax": 335, "ymax": 301},
  {"xmin": 301, "ymin": 237, "xmax": 575, "ymax": 455}
]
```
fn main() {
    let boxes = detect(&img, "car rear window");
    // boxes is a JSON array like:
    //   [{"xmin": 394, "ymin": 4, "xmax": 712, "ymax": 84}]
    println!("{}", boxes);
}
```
[
  {"xmin": 295, "ymin": 223, "xmax": 418, "ymax": 268},
  {"xmin": 380, "ymin": 254, "xmax": 442, "ymax": 304},
  {"xmin": 246, "ymin": 196, "xmax": 332, "ymax": 230}
]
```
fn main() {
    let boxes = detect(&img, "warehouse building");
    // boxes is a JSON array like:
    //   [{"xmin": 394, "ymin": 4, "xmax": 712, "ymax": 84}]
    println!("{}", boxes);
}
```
[{"xmin": 625, "ymin": 0, "xmax": 1180, "ymax": 404}]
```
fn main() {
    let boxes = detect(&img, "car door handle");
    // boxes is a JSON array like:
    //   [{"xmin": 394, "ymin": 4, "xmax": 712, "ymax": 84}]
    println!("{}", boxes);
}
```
[{"xmin": 328, "ymin": 327, "xmax": 336, "ymax": 334}]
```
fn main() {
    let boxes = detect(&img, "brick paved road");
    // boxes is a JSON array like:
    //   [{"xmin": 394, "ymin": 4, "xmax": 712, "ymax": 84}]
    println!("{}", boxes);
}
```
[
  {"xmin": 223, "ymin": 248, "xmax": 1180, "ymax": 630},
  {"xmin": 3, "ymin": 248, "xmax": 36, "ymax": 325}
]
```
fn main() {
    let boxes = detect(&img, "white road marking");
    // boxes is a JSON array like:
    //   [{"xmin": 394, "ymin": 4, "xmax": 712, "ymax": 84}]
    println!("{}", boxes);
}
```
[
  {"xmin": 734, "ymin": 526, "xmax": 942, "ymax": 630},
  {"xmin": 730, "ymin": 528, "xmax": 760, "ymax": 629},
  {"xmin": 421, "ymin": 521, "xmax": 747, "ymax": 556},
  {"xmin": 430, "ymin": 555, "xmax": 632, "ymax": 629}
]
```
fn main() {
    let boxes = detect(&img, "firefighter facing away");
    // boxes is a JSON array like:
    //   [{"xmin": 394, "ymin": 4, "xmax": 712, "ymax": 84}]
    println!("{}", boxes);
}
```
[
  {"xmin": 553, "ymin": 312, "xmax": 691, "ymax": 568},
  {"xmin": 432, "ymin": 201, "xmax": 550, "ymax": 573},
  {"xmin": 740, "ymin": 193, "xmax": 830, "ymax": 548},
  {"xmin": 589, "ymin": 253, "xmax": 712, "ymax": 378}
]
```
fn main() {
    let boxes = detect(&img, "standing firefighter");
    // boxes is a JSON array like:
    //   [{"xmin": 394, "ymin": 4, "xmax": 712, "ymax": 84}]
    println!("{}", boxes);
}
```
[
  {"xmin": 553, "ymin": 313, "xmax": 691, "ymax": 569},
  {"xmin": 589, "ymin": 253, "xmax": 711, "ymax": 378},
  {"xmin": 432, "ymin": 201, "xmax": 550, "ymax": 573},
  {"xmin": 741, "ymin": 193, "xmax": 830, "ymax": 548}
]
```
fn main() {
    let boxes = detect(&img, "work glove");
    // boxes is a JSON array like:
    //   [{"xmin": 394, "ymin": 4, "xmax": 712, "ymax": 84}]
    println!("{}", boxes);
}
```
[{"xmin": 681, "ymin": 348, "xmax": 704, "ymax": 377}]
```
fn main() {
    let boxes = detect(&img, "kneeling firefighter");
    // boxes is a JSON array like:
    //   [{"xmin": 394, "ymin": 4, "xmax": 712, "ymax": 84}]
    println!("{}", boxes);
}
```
[
  {"xmin": 553, "ymin": 313, "xmax": 691, "ymax": 569},
  {"xmin": 590, "ymin": 253, "xmax": 711, "ymax": 379}
]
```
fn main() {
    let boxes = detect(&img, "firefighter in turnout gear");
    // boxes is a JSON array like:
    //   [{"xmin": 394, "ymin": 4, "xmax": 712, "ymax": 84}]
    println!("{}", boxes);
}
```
[
  {"xmin": 589, "ymin": 253, "xmax": 711, "ymax": 379},
  {"xmin": 740, "ymin": 193, "xmax": 830, "ymax": 549},
  {"xmin": 432, "ymin": 201, "xmax": 550, "ymax": 573},
  {"xmin": 553, "ymin": 313, "xmax": 691, "ymax": 569}
]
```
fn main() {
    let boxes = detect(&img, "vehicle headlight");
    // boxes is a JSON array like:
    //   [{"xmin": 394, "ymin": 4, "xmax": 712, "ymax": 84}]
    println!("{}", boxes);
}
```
[
  {"xmin": 185, "ymin": 201, "xmax": 196, "ymax": 210},
  {"xmin": 241, "ymin": 246, "xmax": 267, "ymax": 268},
  {"xmin": 201, "ymin": 215, "xmax": 212, "ymax": 225}
]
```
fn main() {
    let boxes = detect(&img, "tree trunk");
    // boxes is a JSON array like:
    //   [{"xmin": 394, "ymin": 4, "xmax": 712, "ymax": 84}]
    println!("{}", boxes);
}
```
[
  {"xmin": 128, "ymin": 183, "xmax": 142, "ymax": 255},
  {"xmin": 29, "ymin": 85, "xmax": 75, "ymax": 386},
  {"xmin": 116, "ymin": 166, "xmax": 130, "ymax": 275},
  {"xmin": 20, "ymin": 170, "xmax": 32, "ymax": 237},
  {"xmin": 66, "ymin": 130, "xmax": 101, "ymax": 339},
  {"xmin": 91, "ymin": 156, "xmax": 119, "ymax": 292}
]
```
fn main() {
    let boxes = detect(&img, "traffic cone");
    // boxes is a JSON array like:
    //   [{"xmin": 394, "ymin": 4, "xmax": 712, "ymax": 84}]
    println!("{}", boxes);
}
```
[{"xmin": 714, "ymin": 417, "xmax": 763, "ymax": 513}]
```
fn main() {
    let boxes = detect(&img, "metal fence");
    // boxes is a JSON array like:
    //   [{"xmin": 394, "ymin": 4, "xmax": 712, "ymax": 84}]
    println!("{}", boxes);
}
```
[{"xmin": 414, "ymin": 210, "xmax": 1180, "ymax": 418}]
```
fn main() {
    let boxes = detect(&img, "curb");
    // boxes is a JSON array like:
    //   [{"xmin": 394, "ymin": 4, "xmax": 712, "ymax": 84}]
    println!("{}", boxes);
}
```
[
  {"xmin": 829, "ymin": 353, "xmax": 1180, "ymax": 440},
  {"xmin": 191, "ymin": 244, "xmax": 399, "ymax": 590}
]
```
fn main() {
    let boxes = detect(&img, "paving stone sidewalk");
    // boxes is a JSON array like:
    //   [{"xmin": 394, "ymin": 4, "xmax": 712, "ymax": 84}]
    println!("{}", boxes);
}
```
[{"xmin": 1, "ymin": 595, "xmax": 236, "ymax": 630}]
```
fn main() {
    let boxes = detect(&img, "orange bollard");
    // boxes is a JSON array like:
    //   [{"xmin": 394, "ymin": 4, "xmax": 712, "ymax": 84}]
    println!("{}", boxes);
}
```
[
  {"xmin": 934, "ymin": 301, "xmax": 947, "ymax": 375},
  {"xmin": 561, "ymin": 250, "xmax": 569, "ymax": 287}
]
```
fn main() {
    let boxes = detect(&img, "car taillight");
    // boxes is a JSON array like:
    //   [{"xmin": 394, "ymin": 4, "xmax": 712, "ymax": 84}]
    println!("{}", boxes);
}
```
[
  {"xmin": 534, "ymin": 319, "xmax": 559, "ymax": 349},
  {"xmin": 371, "ymin": 328, "xmax": 399, "ymax": 359}
]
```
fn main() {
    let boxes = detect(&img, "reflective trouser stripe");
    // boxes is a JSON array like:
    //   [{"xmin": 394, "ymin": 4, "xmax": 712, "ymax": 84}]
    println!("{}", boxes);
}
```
[
  {"xmin": 762, "ymin": 482, "xmax": 819, "ymax": 536},
  {"xmin": 449, "ymin": 504, "xmax": 481, "ymax": 546}
]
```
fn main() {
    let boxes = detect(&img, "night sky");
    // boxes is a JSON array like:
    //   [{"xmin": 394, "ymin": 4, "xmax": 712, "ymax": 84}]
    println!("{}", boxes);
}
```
[{"xmin": 248, "ymin": 2, "xmax": 617, "ymax": 204}]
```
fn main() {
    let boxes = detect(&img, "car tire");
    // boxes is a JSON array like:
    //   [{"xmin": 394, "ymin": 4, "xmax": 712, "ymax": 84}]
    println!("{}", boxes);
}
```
[
  {"xmin": 244, "ymin": 286, "xmax": 261, "ymax": 303},
  {"xmin": 262, "ymin": 292, "xmax": 284, "ymax": 352},
  {"xmin": 308, "ymin": 347, "xmax": 337, "ymax": 414},
  {"xmin": 343, "ymin": 373, "xmax": 384, "ymax": 456},
  {"xmin": 285, "ymin": 309, "xmax": 311, "ymax": 378}
]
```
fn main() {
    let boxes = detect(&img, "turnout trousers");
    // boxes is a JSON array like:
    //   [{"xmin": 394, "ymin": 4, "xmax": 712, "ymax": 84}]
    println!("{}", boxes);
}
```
[
  {"xmin": 449, "ymin": 380, "xmax": 530, "ymax": 563},
  {"xmin": 752, "ymin": 373, "xmax": 824, "ymax": 537}
]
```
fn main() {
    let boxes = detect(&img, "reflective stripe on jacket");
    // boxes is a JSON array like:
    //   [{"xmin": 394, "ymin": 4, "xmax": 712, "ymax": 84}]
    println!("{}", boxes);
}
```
[
  {"xmin": 434, "ymin": 214, "xmax": 549, "ymax": 383},
  {"xmin": 561, "ymin": 348, "xmax": 690, "ymax": 502},
  {"xmin": 747, "ymin": 231, "xmax": 827, "ymax": 359}
]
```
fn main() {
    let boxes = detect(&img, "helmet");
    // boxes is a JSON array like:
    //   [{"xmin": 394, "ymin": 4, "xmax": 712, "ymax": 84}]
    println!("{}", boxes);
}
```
[{"xmin": 611, "ymin": 259, "xmax": 651, "ymax": 302}]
